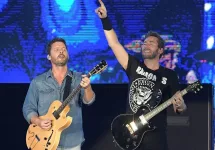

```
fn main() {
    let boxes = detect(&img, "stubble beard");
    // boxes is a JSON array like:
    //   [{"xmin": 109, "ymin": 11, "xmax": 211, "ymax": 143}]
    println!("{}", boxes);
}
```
[
  {"xmin": 53, "ymin": 57, "xmax": 69, "ymax": 66},
  {"xmin": 142, "ymin": 49, "xmax": 159, "ymax": 59}
]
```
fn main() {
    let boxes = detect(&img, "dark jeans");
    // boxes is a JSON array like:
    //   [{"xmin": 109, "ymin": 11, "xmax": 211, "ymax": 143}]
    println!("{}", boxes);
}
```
[{"xmin": 136, "ymin": 130, "xmax": 168, "ymax": 150}]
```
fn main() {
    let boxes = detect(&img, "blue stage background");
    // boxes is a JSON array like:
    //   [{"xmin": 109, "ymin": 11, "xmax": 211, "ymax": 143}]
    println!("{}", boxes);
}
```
[{"xmin": 0, "ymin": 0, "xmax": 214, "ymax": 85}]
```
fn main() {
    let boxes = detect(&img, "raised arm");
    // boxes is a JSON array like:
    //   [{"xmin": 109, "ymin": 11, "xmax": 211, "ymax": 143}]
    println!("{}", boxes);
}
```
[{"xmin": 95, "ymin": 0, "xmax": 128, "ymax": 70}]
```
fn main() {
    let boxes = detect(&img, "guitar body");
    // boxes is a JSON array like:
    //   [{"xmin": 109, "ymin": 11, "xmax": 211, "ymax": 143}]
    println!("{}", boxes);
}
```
[
  {"xmin": 111, "ymin": 105, "xmax": 155, "ymax": 150},
  {"xmin": 26, "ymin": 100, "xmax": 72, "ymax": 150}
]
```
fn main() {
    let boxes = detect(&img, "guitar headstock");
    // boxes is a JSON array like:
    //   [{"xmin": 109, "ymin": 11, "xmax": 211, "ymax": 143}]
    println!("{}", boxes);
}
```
[
  {"xmin": 88, "ymin": 60, "xmax": 108, "ymax": 76},
  {"xmin": 185, "ymin": 80, "xmax": 203, "ymax": 94}
]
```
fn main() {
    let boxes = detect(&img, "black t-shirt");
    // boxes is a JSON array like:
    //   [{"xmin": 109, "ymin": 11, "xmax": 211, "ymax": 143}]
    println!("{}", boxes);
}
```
[{"xmin": 125, "ymin": 54, "xmax": 180, "ymax": 130}]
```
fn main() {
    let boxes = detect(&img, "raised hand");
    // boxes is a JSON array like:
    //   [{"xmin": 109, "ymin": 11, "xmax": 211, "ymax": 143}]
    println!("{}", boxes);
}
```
[{"xmin": 95, "ymin": 0, "xmax": 107, "ymax": 18}]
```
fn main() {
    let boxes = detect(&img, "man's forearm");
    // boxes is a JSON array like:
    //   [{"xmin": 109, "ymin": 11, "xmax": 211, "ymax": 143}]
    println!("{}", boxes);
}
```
[
  {"xmin": 101, "ymin": 17, "xmax": 128, "ymax": 70},
  {"xmin": 30, "ymin": 115, "xmax": 40, "ymax": 125},
  {"xmin": 104, "ymin": 29, "xmax": 120, "ymax": 47},
  {"xmin": 84, "ymin": 85, "xmax": 95, "ymax": 102},
  {"xmin": 101, "ymin": 17, "xmax": 119, "ymax": 47}
]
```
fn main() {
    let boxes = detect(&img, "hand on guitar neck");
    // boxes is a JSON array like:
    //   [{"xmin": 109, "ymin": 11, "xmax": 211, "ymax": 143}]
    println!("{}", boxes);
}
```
[
  {"xmin": 31, "ymin": 115, "xmax": 52, "ymax": 130},
  {"xmin": 172, "ymin": 91, "xmax": 187, "ymax": 113}
]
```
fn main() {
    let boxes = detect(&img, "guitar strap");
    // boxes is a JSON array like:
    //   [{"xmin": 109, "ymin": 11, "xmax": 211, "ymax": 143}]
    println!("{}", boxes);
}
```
[
  {"xmin": 63, "ymin": 71, "xmax": 73, "ymax": 101},
  {"xmin": 149, "ymin": 67, "xmax": 163, "ymax": 106}
]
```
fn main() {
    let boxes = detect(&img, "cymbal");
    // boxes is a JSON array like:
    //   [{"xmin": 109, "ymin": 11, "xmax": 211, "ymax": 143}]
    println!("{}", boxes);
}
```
[{"xmin": 194, "ymin": 49, "xmax": 215, "ymax": 62}]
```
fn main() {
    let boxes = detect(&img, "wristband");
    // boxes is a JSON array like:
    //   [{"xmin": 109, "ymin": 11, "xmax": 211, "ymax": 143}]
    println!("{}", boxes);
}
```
[{"xmin": 101, "ymin": 17, "xmax": 113, "ymax": 31}]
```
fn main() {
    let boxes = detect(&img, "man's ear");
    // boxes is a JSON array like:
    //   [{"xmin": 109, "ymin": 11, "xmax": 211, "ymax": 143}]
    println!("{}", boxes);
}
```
[
  {"xmin": 159, "ymin": 48, "xmax": 164, "ymax": 55},
  {"xmin": 158, "ymin": 48, "xmax": 164, "ymax": 58}
]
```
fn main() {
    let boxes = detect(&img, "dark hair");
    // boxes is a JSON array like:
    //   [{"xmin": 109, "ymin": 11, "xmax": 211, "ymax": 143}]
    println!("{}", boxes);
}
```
[{"xmin": 47, "ymin": 37, "xmax": 67, "ymax": 55}]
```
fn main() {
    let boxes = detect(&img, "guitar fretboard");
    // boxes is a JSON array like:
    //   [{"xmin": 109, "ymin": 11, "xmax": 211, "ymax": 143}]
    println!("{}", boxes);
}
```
[
  {"xmin": 144, "ymin": 89, "xmax": 187, "ymax": 121},
  {"xmin": 57, "ymin": 85, "xmax": 82, "ymax": 114},
  {"xmin": 55, "ymin": 73, "xmax": 92, "ymax": 114}
]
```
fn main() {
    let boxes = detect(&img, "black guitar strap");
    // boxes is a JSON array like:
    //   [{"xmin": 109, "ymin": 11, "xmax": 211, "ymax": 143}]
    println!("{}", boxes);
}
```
[
  {"xmin": 150, "ymin": 67, "xmax": 163, "ymax": 106},
  {"xmin": 63, "ymin": 71, "xmax": 73, "ymax": 101}
]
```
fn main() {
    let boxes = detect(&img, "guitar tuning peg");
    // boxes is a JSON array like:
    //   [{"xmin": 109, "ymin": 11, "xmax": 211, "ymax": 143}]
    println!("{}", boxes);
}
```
[
  {"xmin": 194, "ymin": 91, "xmax": 197, "ymax": 93},
  {"xmin": 197, "ymin": 89, "xmax": 200, "ymax": 91}
]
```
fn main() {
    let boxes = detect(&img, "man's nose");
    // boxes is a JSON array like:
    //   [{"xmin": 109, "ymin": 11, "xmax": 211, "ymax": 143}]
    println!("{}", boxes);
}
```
[
  {"xmin": 143, "ymin": 44, "xmax": 149, "ymax": 49},
  {"xmin": 59, "ymin": 49, "xmax": 64, "ymax": 53}
]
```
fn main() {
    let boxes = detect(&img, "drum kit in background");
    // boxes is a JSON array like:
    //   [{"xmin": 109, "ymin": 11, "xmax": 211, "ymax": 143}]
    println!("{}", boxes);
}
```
[
  {"xmin": 194, "ymin": 49, "xmax": 215, "ymax": 119},
  {"xmin": 194, "ymin": 49, "xmax": 215, "ymax": 85}
]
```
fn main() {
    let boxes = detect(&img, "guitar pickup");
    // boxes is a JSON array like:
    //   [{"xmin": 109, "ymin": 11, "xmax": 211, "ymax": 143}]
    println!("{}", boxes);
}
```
[
  {"xmin": 126, "ymin": 124, "xmax": 134, "ymax": 135},
  {"xmin": 126, "ymin": 121, "xmax": 138, "ymax": 134}
]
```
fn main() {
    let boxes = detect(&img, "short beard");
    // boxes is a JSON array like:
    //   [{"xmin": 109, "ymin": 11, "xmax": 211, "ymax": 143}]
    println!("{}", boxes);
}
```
[
  {"xmin": 142, "ymin": 49, "xmax": 159, "ymax": 59},
  {"xmin": 53, "ymin": 57, "xmax": 68, "ymax": 66}
]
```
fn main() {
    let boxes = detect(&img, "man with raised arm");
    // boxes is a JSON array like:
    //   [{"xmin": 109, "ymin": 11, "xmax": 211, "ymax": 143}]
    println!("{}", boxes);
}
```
[{"xmin": 95, "ymin": 1, "xmax": 187, "ymax": 150}]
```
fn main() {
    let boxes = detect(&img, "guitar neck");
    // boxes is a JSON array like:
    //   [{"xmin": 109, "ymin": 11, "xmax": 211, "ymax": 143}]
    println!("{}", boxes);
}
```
[
  {"xmin": 144, "ymin": 89, "xmax": 187, "ymax": 121},
  {"xmin": 51, "ymin": 60, "xmax": 108, "ymax": 117},
  {"xmin": 57, "ymin": 85, "xmax": 82, "ymax": 114},
  {"xmin": 56, "ymin": 74, "xmax": 91, "ymax": 114}
]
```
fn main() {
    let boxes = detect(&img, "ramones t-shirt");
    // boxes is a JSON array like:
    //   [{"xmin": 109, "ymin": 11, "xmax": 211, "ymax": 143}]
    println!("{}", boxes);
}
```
[{"xmin": 125, "ymin": 54, "xmax": 180, "ymax": 130}]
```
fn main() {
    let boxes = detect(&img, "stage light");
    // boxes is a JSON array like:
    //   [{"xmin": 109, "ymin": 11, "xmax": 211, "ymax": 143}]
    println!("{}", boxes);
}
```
[
  {"xmin": 52, "ymin": 29, "xmax": 56, "ymax": 34},
  {"xmin": 204, "ymin": 3, "xmax": 212, "ymax": 12},
  {"xmin": 55, "ymin": 0, "xmax": 75, "ymax": 12},
  {"xmin": 206, "ymin": 36, "xmax": 214, "ymax": 49}
]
